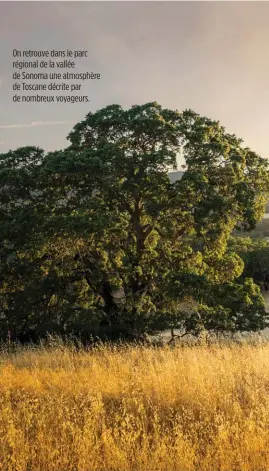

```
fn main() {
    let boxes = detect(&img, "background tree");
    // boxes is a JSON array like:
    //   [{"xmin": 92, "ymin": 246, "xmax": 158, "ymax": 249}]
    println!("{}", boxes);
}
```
[{"xmin": 229, "ymin": 236, "xmax": 269, "ymax": 292}]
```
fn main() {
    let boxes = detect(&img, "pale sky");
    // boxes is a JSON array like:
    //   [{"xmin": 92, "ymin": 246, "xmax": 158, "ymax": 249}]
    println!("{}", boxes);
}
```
[{"xmin": 0, "ymin": 1, "xmax": 269, "ymax": 167}]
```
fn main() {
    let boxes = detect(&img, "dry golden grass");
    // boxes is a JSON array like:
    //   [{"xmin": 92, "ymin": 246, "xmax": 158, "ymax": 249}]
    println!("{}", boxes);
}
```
[{"xmin": 1, "ymin": 338, "xmax": 269, "ymax": 470}]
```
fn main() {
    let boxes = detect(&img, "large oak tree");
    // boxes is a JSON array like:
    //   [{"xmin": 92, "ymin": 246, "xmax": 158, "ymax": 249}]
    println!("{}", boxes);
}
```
[{"xmin": 1, "ymin": 103, "xmax": 269, "ymax": 341}]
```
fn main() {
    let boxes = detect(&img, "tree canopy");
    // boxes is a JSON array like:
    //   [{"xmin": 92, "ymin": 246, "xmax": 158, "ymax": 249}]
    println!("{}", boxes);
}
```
[{"xmin": 1, "ymin": 102, "xmax": 269, "ymax": 342}]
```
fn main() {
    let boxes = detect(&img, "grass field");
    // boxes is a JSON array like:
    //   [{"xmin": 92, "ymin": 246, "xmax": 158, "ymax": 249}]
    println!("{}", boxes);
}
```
[{"xmin": 1, "ymin": 338, "xmax": 269, "ymax": 471}]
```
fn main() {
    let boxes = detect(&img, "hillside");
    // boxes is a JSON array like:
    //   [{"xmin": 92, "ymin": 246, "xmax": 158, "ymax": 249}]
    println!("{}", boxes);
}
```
[{"xmin": 168, "ymin": 170, "xmax": 184, "ymax": 183}]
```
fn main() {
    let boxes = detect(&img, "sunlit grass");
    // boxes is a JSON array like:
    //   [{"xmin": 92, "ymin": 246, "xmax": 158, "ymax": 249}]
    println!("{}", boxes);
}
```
[{"xmin": 1, "ymin": 337, "xmax": 269, "ymax": 470}]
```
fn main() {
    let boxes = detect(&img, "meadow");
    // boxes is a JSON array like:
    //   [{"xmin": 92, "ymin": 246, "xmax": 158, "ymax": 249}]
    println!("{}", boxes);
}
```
[{"xmin": 1, "ymin": 338, "xmax": 269, "ymax": 471}]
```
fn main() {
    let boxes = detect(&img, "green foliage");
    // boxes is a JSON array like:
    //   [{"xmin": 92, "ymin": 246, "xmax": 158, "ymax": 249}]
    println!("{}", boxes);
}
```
[
  {"xmin": 1, "ymin": 103, "xmax": 269, "ymax": 341},
  {"xmin": 229, "ymin": 236, "xmax": 269, "ymax": 291}
]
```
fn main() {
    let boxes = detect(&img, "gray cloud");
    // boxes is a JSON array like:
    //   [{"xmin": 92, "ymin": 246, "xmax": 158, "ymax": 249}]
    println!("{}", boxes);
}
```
[{"xmin": 0, "ymin": 120, "xmax": 75, "ymax": 130}]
